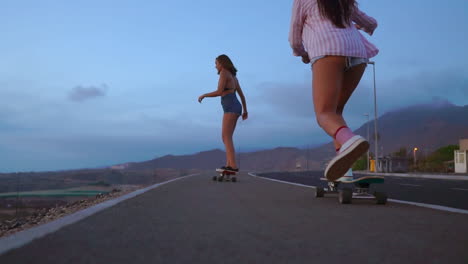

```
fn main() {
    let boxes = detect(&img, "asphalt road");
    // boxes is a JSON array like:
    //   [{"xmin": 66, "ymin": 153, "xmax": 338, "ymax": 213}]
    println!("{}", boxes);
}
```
[
  {"xmin": 259, "ymin": 171, "xmax": 468, "ymax": 210},
  {"xmin": 1, "ymin": 172, "xmax": 468, "ymax": 264}
]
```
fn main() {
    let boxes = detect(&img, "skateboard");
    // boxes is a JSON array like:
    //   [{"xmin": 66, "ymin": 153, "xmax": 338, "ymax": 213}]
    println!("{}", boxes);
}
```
[
  {"xmin": 315, "ymin": 176, "xmax": 387, "ymax": 204},
  {"xmin": 213, "ymin": 169, "xmax": 237, "ymax": 182}
]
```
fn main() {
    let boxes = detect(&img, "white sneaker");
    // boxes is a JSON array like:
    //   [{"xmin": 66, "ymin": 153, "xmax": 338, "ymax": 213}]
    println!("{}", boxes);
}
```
[
  {"xmin": 337, "ymin": 168, "xmax": 354, "ymax": 182},
  {"xmin": 325, "ymin": 135, "xmax": 369, "ymax": 181}
]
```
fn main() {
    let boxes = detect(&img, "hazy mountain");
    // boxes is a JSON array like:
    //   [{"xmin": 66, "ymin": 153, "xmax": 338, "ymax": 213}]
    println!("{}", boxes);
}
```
[
  {"xmin": 124, "ymin": 147, "xmax": 322, "ymax": 172},
  {"xmin": 355, "ymin": 101, "xmax": 468, "ymax": 156},
  {"xmin": 122, "ymin": 102, "xmax": 468, "ymax": 172},
  {"xmin": 127, "ymin": 149, "xmax": 226, "ymax": 170}
]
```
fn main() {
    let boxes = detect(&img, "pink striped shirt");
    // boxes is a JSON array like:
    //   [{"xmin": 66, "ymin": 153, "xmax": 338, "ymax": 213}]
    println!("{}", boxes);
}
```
[{"xmin": 289, "ymin": 0, "xmax": 379, "ymax": 59}]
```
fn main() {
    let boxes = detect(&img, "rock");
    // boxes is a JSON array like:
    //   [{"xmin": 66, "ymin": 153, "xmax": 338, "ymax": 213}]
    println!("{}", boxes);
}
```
[{"xmin": 10, "ymin": 222, "xmax": 21, "ymax": 229}]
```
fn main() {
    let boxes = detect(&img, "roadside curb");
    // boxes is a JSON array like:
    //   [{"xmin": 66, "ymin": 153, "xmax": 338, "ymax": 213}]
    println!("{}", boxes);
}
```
[
  {"xmin": 0, "ymin": 173, "xmax": 200, "ymax": 256},
  {"xmin": 354, "ymin": 171, "xmax": 468, "ymax": 181}
]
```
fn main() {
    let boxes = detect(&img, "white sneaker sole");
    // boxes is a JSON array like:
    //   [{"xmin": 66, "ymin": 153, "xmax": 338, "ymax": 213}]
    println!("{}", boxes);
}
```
[{"xmin": 325, "ymin": 136, "xmax": 369, "ymax": 181}]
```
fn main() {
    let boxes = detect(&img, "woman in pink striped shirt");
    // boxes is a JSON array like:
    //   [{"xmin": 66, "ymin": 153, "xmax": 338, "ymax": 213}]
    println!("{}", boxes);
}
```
[{"xmin": 289, "ymin": 0, "xmax": 378, "ymax": 181}]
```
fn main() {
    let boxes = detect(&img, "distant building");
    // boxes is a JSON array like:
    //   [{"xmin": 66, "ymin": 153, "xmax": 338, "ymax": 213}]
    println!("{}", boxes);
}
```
[
  {"xmin": 455, "ymin": 139, "xmax": 468, "ymax": 173},
  {"xmin": 295, "ymin": 161, "xmax": 302, "ymax": 170},
  {"xmin": 377, "ymin": 156, "xmax": 409, "ymax": 173},
  {"xmin": 110, "ymin": 163, "xmax": 130, "ymax": 170}
]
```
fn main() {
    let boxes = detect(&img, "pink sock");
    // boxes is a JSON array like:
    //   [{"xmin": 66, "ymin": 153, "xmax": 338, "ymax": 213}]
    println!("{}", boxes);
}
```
[{"xmin": 334, "ymin": 126, "xmax": 355, "ymax": 145}]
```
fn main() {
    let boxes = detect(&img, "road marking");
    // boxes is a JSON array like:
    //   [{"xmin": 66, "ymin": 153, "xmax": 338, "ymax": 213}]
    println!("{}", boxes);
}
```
[
  {"xmin": 249, "ymin": 172, "xmax": 468, "ymax": 215},
  {"xmin": 451, "ymin": 188, "xmax": 468, "ymax": 192},
  {"xmin": 399, "ymin": 183, "xmax": 421, "ymax": 187},
  {"xmin": 355, "ymin": 172, "xmax": 468, "ymax": 181},
  {"xmin": 388, "ymin": 199, "xmax": 468, "ymax": 215},
  {"xmin": 0, "ymin": 173, "xmax": 200, "ymax": 256},
  {"xmin": 248, "ymin": 173, "xmax": 314, "ymax": 189}
]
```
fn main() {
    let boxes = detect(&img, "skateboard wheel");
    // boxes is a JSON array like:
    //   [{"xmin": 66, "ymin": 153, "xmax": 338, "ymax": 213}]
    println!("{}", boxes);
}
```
[
  {"xmin": 314, "ymin": 187, "xmax": 325, "ymax": 198},
  {"xmin": 375, "ymin": 192, "xmax": 387, "ymax": 205},
  {"xmin": 218, "ymin": 176, "xmax": 224, "ymax": 182},
  {"xmin": 339, "ymin": 188, "xmax": 352, "ymax": 204},
  {"xmin": 213, "ymin": 176, "xmax": 217, "ymax": 181},
  {"xmin": 232, "ymin": 177, "xmax": 237, "ymax": 182}
]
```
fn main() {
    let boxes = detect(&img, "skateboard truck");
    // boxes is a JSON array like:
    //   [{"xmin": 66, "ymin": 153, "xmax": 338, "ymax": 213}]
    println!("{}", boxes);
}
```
[
  {"xmin": 316, "ymin": 176, "xmax": 387, "ymax": 205},
  {"xmin": 213, "ymin": 169, "xmax": 237, "ymax": 182}
]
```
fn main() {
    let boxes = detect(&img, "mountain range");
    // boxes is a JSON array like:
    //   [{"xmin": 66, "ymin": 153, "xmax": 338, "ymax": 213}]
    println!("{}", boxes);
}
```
[{"xmin": 118, "ymin": 102, "xmax": 468, "ymax": 172}]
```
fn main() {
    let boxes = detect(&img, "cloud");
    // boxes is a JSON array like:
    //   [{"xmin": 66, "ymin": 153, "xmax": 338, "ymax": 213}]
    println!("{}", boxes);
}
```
[
  {"xmin": 371, "ymin": 69, "xmax": 468, "ymax": 114},
  {"xmin": 68, "ymin": 84, "xmax": 107, "ymax": 102},
  {"xmin": 254, "ymin": 81, "xmax": 314, "ymax": 118},
  {"xmin": 244, "ymin": 67, "xmax": 468, "ymax": 146},
  {"xmin": 1, "ymin": 68, "xmax": 465, "ymax": 172},
  {"xmin": 256, "ymin": 68, "xmax": 468, "ymax": 121}
]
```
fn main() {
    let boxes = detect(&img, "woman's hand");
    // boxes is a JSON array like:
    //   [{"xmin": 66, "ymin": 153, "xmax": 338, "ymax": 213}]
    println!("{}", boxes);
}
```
[
  {"xmin": 198, "ymin": 94, "xmax": 205, "ymax": 103},
  {"xmin": 242, "ymin": 112, "xmax": 248, "ymax": 120},
  {"xmin": 354, "ymin": 23, "xmax": 373, "ymax": 35},
  {"xmin": 301, "ymin": 54, "xmax": 310, "ymax": 64}
]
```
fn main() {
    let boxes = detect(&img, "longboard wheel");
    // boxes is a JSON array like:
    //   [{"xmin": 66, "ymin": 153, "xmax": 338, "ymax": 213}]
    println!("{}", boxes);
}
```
[
  {"xmin": 218, "ymin": 176, "xmax": 224, "ymax": 182},
  {"xmin": 339, "ymin": 188, "xmax": 352, "ymax": 204},
  {"xmin": 213, "ymin": 176, "xmax": 217, "ymax": 181},
  {"xmin": 375, "ymin": 192, "xmax": 387, "ymax": 205},
  {"xmin": 232, "ymin": 177, "xmax": 237, "ymax": 182},
  {"xmin": 314, "ymin": 187, "xmax": 325, "ymax": 198}
]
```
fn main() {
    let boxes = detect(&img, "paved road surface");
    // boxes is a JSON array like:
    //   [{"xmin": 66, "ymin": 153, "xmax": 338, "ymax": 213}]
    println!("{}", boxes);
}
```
[
  {"xmin": 260, "ymin": 171, "xmax": 468, "ymax": 210},
  {"xmin": 1, "ymin": 172, "xmax": 468, "ymax": 264}
]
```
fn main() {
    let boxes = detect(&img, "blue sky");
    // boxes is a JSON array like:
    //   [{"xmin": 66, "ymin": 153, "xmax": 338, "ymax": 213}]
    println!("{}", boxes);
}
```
[{"xmin": 1, "ymin": 0, "xmax": 467, "ymax": 172}]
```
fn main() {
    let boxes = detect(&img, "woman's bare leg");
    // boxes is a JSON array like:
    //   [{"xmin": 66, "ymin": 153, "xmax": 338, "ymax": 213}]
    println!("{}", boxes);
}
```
[
  {"xmin": 222, "ymin": 113, "xmax": 239, "ymax": 168},
  {"xmin": 313, "ymin": 57, "xmax": 369, "ymax": 180},
  {"xmin": 312, "ymin": 56, "xmax": 347, "ymax": 136},
  {"xmin": 332, "ymin": 63, "xmax": 367, "ymax": 151}
]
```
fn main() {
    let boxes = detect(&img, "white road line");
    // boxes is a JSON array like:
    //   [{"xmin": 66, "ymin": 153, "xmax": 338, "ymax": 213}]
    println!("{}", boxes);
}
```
[
  {"xmin": 388, "ymin": 199, "xmax": 468, "ymax": 215},
  {"xmin": 356, "ymin": 172, "xmax": 468, "ymax": 181},
  {"xmin": 248, "ymin": 172, "xmax": 315, "ymax": 189},
  {"xmin": 451, "ymin": 188, "xmax": 468, "ymax": 192},
  {"xmin": 398, "ymin": 183, "xmax": 421, "ymax": 187},
  {"xmin": 0, "ymin": 173, "xmax": 200, "ymax": 256},
  {"xmin": 249, "ymin": 172, "xmax": 468, "ymax": 215}
]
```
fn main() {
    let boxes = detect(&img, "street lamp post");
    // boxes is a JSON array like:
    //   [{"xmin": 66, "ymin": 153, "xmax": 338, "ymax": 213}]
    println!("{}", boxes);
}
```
[
  {"xmin": 364, "ymin": 113, "xmax": 370, "ymax": 171},
  {"xmin": 413, "ymin": 147, "xmax": 418, "ymax": 166},
  {"xmin": 368, "ymin": 61, "xmax": 379, "ymax": 172}
]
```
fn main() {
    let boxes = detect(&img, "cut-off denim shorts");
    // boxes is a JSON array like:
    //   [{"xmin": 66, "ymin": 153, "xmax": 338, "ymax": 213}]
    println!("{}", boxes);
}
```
[
  {"xmin": 221, "ymin": 93, "xmax": 242, "ymax": 116},
  {"xmin": 311, "ymin": 55, "xmax": 369, "ymax": 71}
]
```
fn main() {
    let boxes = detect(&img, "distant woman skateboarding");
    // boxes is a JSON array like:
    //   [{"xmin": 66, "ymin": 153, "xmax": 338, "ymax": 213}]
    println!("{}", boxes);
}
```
[
  {"xmin": 289, "ymin": 0, "xmax": 378, "ymax": 181},
  {"xmin": 198, "ymin": 55, "xmax": 248, "ymax": 172}
]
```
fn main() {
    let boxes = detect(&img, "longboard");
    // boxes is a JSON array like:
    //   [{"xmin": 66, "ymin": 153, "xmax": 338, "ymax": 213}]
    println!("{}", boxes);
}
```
[
  {"xmin": 213, "ymin": 169, "xmax": 237, "ymax": 182},
  {"xmin": 316, "ymin": 176, "xmax": 387, "ymax": 204}
]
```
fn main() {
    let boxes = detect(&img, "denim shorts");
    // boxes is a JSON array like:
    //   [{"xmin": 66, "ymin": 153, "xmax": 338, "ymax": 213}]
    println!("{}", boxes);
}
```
[
  {"xmin": 311, "ymin": 56, "xmax": 369, "ymax": 71},
  {"xmin": 221, "ymin": 93, "xmax": 242, "ymax": 115}
]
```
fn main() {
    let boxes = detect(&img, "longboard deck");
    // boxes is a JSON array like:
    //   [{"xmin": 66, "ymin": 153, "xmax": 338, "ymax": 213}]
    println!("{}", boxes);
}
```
[
  {"xmin": 320, "ymin": 176, "xmax": 384, "ymax": 184},
  {"xmin": 215, "ymin": 168, "xmax": 237, "ymax": 175}
]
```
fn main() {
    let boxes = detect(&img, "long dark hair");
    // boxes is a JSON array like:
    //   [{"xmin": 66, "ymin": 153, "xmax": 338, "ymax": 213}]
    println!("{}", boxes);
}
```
[
  {"xmin": 216, "ymin": 54, "xmax": 237, "ymax": 76},
  {"xmin": 317, "ymin": 0, "xmax": 356, "ymax": 28}
]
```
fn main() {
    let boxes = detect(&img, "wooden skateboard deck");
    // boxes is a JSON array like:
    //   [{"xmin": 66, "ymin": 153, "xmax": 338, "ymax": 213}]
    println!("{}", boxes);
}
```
[
  {"xmin": 320, "ymin": 176, "xmax": 384, "ymax": 184},
  {"xmin": 316, "ymin": 176, "xmax": 386, "ymax": 204},
  {"xmin": 213, "ymin": 169, "xmax": 237, "ymax": 182}
]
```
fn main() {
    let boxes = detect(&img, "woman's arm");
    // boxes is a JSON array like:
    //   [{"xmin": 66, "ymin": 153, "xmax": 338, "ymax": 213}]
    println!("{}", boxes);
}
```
[
  {"xmin": 198, "ymin": 71, "xmax": 227, "ymax": 102},
  {"xmin": 288, "ymin": 0, "xmax": 308, "ymax": 58},
  {"xmin": 235, "ymin": 79, "xmax": 248, "ymax": 120},
  {"xmin": 352, "ymin": 7, "xmax": 378, "ymax": 36}
]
